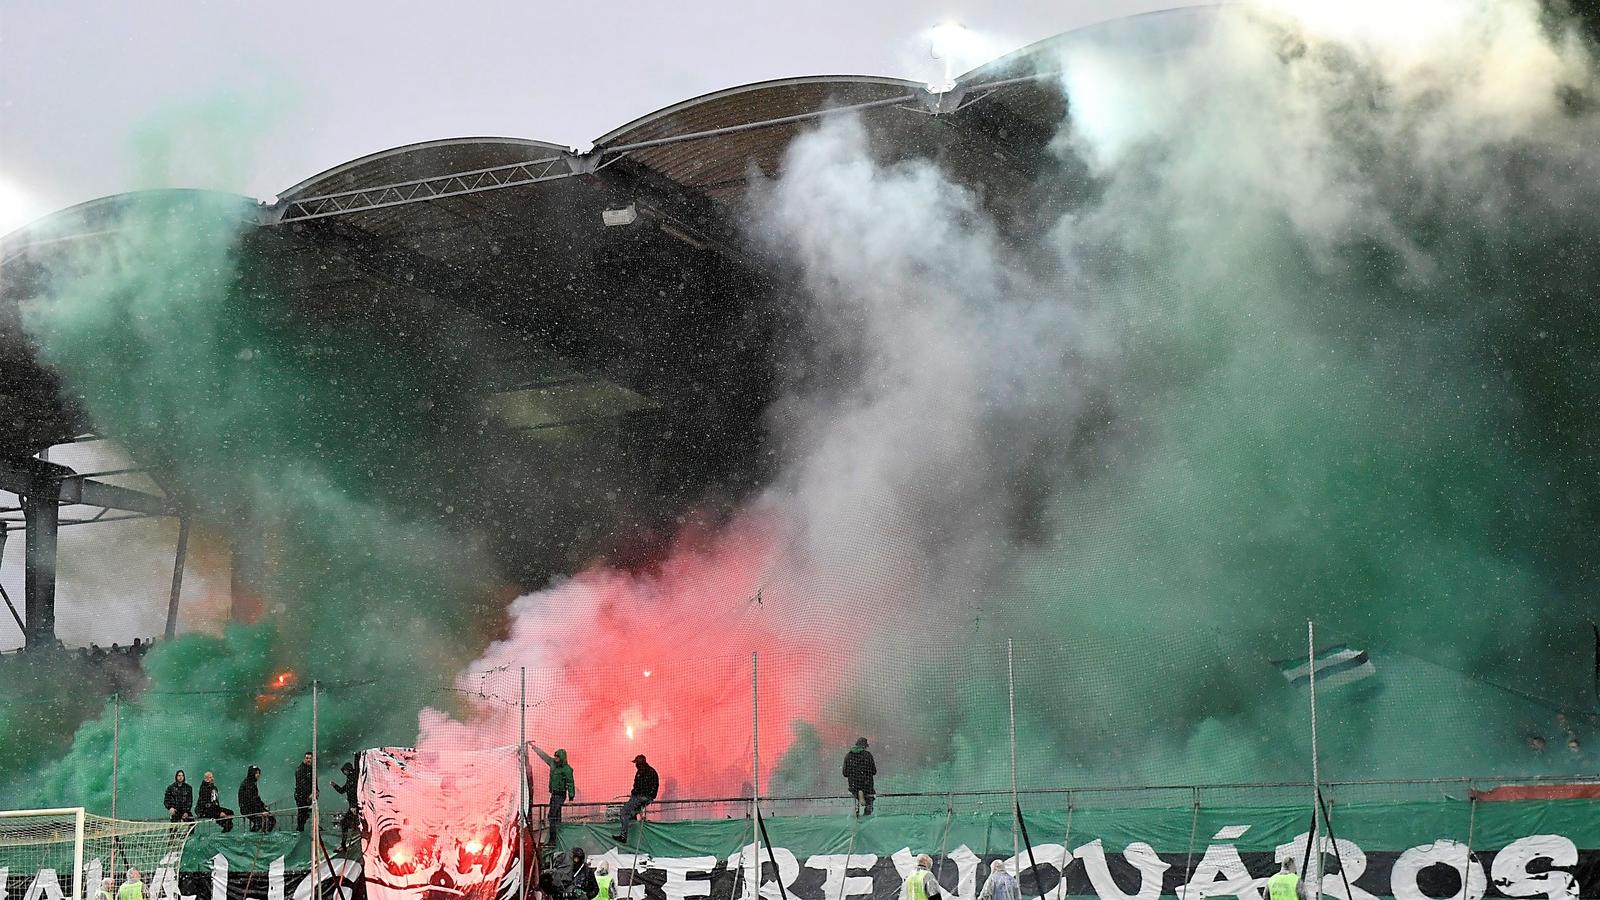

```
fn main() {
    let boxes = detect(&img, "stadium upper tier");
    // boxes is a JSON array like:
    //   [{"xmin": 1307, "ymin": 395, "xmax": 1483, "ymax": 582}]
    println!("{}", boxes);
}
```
[{"xmin": 0, "ymin": 8, "xmax": 1206, "ymax": 589}]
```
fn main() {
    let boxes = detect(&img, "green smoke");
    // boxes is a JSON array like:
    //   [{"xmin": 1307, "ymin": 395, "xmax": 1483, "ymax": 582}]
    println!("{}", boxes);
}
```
[
  {"xmin": 5, "ymin": 185, "xmax": 498, "ymax": 811},
  {"xmin": 770, "ymin": 0, "xmax": 1600, "ymax": 794}
]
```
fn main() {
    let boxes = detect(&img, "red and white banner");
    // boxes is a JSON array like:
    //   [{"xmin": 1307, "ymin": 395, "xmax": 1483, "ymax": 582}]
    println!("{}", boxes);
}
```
[{"xmin": 358, "ymin": 746, "xmax": 523, "ymax": 900}]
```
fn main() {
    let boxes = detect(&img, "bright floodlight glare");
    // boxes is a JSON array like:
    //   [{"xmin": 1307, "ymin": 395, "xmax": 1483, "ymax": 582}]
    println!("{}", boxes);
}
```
[{"xmin": 928, "ymin": 21, "xmax": 975, "ymax": 93}]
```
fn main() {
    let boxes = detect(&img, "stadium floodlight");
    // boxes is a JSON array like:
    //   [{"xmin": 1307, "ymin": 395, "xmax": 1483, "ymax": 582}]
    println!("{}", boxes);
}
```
[
  {"xmin": 602, "ymin": 205, "xmax": 638, "ymax": 227},
  {"xmin": 928, "ymin": 21, "xmax": 973, "ymax": 92},
  {"xmin": 0, "ymin": 807, "xmax": 85, "ymax": 900}
]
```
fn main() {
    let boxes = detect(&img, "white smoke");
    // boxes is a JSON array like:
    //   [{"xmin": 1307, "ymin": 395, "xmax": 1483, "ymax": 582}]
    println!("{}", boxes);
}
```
[{"xmin": 432, "ymin": 0, "xmax": 1600, "ymax": 794}]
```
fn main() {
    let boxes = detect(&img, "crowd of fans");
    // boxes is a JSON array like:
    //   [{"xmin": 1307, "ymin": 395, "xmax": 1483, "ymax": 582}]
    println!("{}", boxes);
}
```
[{"xmin": 160, "ymin": 755, "xmax": 361, "ymax": 842}]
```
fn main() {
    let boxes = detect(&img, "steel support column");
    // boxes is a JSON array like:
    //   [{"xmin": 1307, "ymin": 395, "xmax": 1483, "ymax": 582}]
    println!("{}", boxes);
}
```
[{"xmin": 21, "ymin": 479, "xmax": 60, "ymax": 649}]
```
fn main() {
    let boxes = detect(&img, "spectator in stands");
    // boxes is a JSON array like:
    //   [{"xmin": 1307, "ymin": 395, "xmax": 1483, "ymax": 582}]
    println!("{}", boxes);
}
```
[
  {"xmin": 611, "ymin": 754, "xmax": 658, "ymax": 843},
  {"xmin": 294, "ymin": 752, "xmax": 314, "ymax": 831},
  {"xmin": 331, "ymin": 761, "xmax": 359, "ymax": 845},
  {"xmin": 117, "ymin": 869, "xmax": 144, "ymax": 900},
  {"xmin": 531, "ymin": 745, "xmax": 576, "ymax": 842},
  {"xmin": 843, "ymin": 738, "xmax": 877, "ymax": 816},
  {"xmin": 164, "ymin": 770, "xmax": 193, "ymax": 822},
  {"xmin": 977, "ymin": 860, "xmax": 1019, "ymax": 900},
  {"xmin": 197, "ymin": 771, "xmax": 234, "ymax": 833},
  {"xmin": 239, "ymin": 765, "xmax": 275, "ymax": 832},
  {"xmin": 903, "ymin": 855, "xmax": 945, "ymax": 900}
]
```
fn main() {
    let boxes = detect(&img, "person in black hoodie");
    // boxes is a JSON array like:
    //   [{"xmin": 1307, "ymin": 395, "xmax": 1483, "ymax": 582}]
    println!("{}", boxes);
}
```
[
  {"xmin": 611, "ymin": 755, "xmax": 658, "ymax": 843},
  {"xmin": 239, "ymin": 765, "xmax": 274, "ymax": 832},
  {"xmin": 163, "ymin": 771, "xmax": 193, "ymax": 822},
  {"xmin": 842, "ymin": 738, "xmax": 876, "ymax": 816},
  {"xmin": 330, "ymin": 761, "xmax": 359, "ymax": 845},
  {"xmin": 294, "ymin": 752, "xmax": 314, "ymax": 832},
  {"xmin": 196, "ymin": 771, "xmax": 233, "ymax": 833}
]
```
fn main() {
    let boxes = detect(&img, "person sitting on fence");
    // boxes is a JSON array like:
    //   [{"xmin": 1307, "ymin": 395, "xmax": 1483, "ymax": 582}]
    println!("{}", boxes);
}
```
[
  {"xmin": 977, "ymin": 860, "xmax": 1019, "ymax": 900},
  {"xmin": 1267, "ymin": 857, "xmax": 1307, "ymax": 900},
  {"xmin": 197, "ymin": 771, "xmax": 234, "ymax": 833},
  {"xmin": 842, "ymin": 738, "xmax": 877, "ymax": 816},
  {"xmin": 610, "ymin": 754, "xmax": 658, "ymax": 843},
  {"xmin": 117, "ymin": 870, "xmax": 144, "ymax": 900},
  {"xmin": 165, "ymin": 770, "xmax": 194, "ymax": 822},
  {"xmin": 903, "ymin": 855, "xmax": 946, "ymax": 900},
  {"xmin": 239, "ymin": 765, "xmax": 275, "ymax": 832},
  {"xmin": 531, "ymin": 745, "xmax": 576, "ymax": 842}
]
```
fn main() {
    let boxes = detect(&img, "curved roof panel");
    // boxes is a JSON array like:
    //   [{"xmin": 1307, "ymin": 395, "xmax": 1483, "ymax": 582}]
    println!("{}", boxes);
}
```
[
  {"xmin": 595, "ymin": 76, "xmax": 928, "ymax": 202},
  {"xmin": 276, "ymin": 136, "xmax": 571, "ymax": 204}
]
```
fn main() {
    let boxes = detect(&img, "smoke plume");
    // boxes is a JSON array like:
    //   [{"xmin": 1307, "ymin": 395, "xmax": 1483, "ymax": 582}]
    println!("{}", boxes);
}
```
[{"xmin": 446, "ymin": 0, "xmax": 1600, "ymax": 801}]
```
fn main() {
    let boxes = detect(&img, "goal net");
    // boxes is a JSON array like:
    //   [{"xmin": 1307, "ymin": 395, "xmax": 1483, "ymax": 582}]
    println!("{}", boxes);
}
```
[{"xmin": 0, "ymin": 809, "xmax": 193, "ymax": 900}]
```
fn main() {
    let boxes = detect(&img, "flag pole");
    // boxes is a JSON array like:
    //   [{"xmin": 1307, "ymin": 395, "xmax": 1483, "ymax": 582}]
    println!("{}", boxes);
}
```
[
  {"xmin": 1008, "ymin": 638, "xmax": 1019, "ymax": 862},
  {"xmin": 753, "ymin": 652, "xmax": 761, "ymax": 900},
  {"xmin": 1307, "ymin": 620, "xmax": 1322, "ymax": 900},
  {"xmin": 311, "ymin": 681, "xmax": 321, "ymax": 879}
]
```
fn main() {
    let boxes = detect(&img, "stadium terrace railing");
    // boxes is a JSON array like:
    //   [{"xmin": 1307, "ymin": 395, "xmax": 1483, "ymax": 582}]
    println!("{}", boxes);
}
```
[{"xmin": 531, "ymin": 773, "xmax": 1600, "ymax": 827}]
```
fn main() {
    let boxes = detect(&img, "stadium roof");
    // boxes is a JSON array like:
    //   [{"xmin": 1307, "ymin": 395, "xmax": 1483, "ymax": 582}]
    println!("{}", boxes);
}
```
[{"xmin": 0, "ymin": 7, "xmax": 1211, "ymax": 590}]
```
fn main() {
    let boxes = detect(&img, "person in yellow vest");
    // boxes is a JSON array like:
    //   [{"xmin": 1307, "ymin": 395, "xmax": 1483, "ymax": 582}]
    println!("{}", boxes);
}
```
[
  {"xmin": 904, "ymin": 855, "xmax": 948, "ymax": 900},
  {"xmin": 594, "ymin": 861, "xmax": 614, "ymax": 900},
  {"xmin": 98, "ymin": 877, "xmax": 116, "ymax": 900},
  {"xmin": 117, "ymin": 869, "xmax": 145, "ymax": 900},
  {"xmin": 1267, "ymin": 858, "xmax": 1306, "ymax": 900}
]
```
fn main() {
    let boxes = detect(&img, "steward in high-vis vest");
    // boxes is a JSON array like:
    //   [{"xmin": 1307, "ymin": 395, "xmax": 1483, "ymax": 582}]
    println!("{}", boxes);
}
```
[
  {"xmin": 594, "ymin": 861, "xmax": 614, "ymax": 900},
  {"xmin": 904, "ymin": 855, "xmax": 948, "ymax": 900},
  {"xmin": 1267, "ymin": 859, "xmax": 1305, "ymax": 900}
]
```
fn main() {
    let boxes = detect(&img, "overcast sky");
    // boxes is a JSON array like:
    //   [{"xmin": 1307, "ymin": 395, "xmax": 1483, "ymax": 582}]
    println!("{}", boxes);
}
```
[{"xmin": 0, "ymin": 0, "xmax": 1198, "ymax": 232}]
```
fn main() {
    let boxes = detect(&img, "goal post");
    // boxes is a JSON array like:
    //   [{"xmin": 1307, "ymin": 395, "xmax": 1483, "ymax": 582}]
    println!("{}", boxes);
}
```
[
  {"xmin": 1, "ymin": 808, "xmax": 192, "ymax": 900},
  {"xmin": 0, "ymin": 807, "xmax": 86, "ymax": 900}
]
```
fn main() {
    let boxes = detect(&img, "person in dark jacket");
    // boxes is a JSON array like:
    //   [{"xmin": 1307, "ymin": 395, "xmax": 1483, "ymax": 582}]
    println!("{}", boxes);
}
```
[
  {"xmin": 611, "ymin": 754, "xmax": 658, "ymax": 842},
  {"xmin": 196, "ymin": 771, "xmax": 233, "ymax": 832},
  {"xmin": 163, "ymin": 771, "xmax": 193, "ymax": 822},
  {"xmin": 531, "ymin": 745, "xmax": 576, "ymax": 842},
  {"xmin": 843, "ymin": 738, "xmax": 877, "ymax": 816},
  {"xmin": 568, "ymin": 848, "xmax": 598, "ymax": 900},
  {"xmin": 330, "ymin": 761, "xmax": 359, "ymax": 845},
  {"xmin": 239, "ymin": 765, "xmax": 274, "ymax": 832},
  {"xmin": 294, "ymin": 752, "xmax": 314, "ymax": 832}
]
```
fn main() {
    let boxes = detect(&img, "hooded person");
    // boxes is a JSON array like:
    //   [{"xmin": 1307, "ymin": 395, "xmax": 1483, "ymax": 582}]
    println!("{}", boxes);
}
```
[
  {"xmin": 239, "ymin": 765, "xmax": 274, "ymax": 832},
  {"xmin": 842, "ymin": 738, "xmax": 877, "ymax": 816},
  {"xmin": 611, "ymin": 754, "xmax": 658, "ymax": 843},
  {"xmin": 164, "ymin": 770, "xmax": 193, "ymax": 822},
  {"xmin": 196, "ymin": 771, "xmax": 234, "ymax": 833},
  {"xmin": 567, "ymin": 847, "xmax": 598, "ymax": 900},
  {"xmin": 531, "ymin": 745, "xmax": 576, "ymax": 842},
  {"xmin": 977, "ymin": 860, "xmax": 1019, "ymax": 900},
  {"xmin": 331, "ymin": 761, "xmax": 359, "ymax": 845}
]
